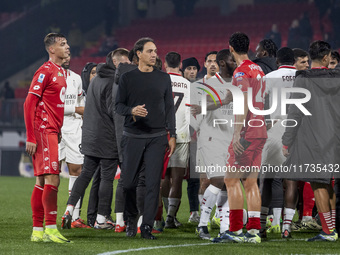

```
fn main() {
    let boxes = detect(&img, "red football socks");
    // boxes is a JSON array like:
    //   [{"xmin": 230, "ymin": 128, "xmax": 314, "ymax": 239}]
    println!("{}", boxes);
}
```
[
  {"xmin": 229, "ymin": 209, "xmax": 244, "ymax": 232},
  {"xmin": 319, "ymin": 212, "xmax": 333, "ymax": 234},
  {"xmin": 31, "ymin": 185, "xmax": 44, "ymax": 227},
  {"xmin": 42, "ymin": 184, "xmax": 58, "ymax": 226},
  {"xmin": 303, "ymin": 182, "xmax": 315, "ymax": 217}
]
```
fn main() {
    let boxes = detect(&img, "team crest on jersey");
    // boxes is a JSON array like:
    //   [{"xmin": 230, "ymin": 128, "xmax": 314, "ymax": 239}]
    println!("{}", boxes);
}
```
[
  {"xmin": 52, "ymin": 162, "xmax": 58, "ymax": 171},
  {"xmin": 37, "ymin": 73, "xmax": 45, "ymax": 83},
  {"xmin": 58, "ymin": 72, "xmax": 63, "ymax": 77}
]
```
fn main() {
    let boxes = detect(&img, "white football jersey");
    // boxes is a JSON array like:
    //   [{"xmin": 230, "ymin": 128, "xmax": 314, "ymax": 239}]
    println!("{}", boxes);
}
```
[
  {"xmin": 265, "ymin": 65, "xmax": 297, "ymax": 120},
  {"xmin": 61, "ymin": 70, "xmax": 84, "ymax": 134},
  {"xmin": 197, "ymin": 73, "xmax": 234, "ymax": 145},
  {"xmin": 169, "ymin": 73, "xmax": 190, "ymax": 143}
]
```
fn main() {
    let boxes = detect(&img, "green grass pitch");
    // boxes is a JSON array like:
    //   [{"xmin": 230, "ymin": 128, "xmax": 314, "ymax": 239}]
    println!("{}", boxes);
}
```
[{"xmin": 0, "ymin": 176, "xmax": 340, "ymax": 255}]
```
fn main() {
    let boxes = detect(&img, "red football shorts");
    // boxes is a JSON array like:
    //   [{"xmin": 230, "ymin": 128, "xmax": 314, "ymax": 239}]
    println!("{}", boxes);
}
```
[
  {"xmin": 227, "ymin": 138, "xmax": 266, "ymax": 168},
  {"xmin": 32, "ymin": 130, "xmax": 60, "ymax": 176}
]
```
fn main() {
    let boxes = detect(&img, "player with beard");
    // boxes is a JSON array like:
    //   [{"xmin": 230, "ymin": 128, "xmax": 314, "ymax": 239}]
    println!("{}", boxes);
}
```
[{"xmin": 192, "ymin": 49, "xmax": 236, "ymax": 240}]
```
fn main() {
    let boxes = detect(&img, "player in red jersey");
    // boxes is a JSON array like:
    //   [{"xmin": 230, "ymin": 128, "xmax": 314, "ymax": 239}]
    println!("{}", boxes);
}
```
[
  {"xmin": 219, "ymin": 32, "xmax": 267, "ymax": 244},
  {"xmin": 24, "ymin": 33, "xmax": 72, "ymax": 243}
]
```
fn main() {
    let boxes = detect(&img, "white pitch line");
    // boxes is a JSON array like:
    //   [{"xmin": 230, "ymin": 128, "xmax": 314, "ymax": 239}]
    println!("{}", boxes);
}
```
[
  {"xmin": 97, "ymin": 243, "xmax": 214, "ymax": 255},
  {"xmin": 97, "ymin": 238, "xmax": 308, "ymax": 255}
]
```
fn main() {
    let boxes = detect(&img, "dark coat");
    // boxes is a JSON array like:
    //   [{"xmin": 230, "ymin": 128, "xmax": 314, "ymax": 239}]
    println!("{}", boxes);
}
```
[
  {"xmin": 253, "ymin": 57, "xmax": 277, "ymax": 75},
  {"xmin": 282, "ymin": 68, "xmax": 340, "ymax": 183},
  {"xmin": 81, "ymin": 59, "xmax": 118, "ymax": 159}
]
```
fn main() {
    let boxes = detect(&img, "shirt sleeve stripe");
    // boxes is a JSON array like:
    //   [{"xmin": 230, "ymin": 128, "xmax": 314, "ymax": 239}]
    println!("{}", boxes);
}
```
[{"xmin": 28, "ymin": 92, "xmax": 41, "ymax": 97}]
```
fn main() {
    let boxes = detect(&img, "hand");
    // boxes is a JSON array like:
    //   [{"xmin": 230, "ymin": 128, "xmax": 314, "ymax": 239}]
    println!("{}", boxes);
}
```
[
  {"xmin": 58, "ymin": 133, "xmax": 62, "ymax": 143},
  {"xmin": 167, "ymin": 137, "xmax": 176, "ymax": 157},
  {"xmin": 132, "ymin": 104, "xmax": 148, "ymax": 117},
  {"xmin": 223, "ymin": 89, "xmax": 233, "ymax": 105},
  {"xmin": 190, "ymin": 104, "xmax": 201, "ymax": 116},
  {"xmin": 282, "ymin": 147, "xmax": 289, "ymax": 157},
  {"xmin": 26, "ymin": 142, "xmax": 37, "ymax": 156},
  {"xmin": 232, "ymin": 133, "xmax": 244, "ymax": 156}
]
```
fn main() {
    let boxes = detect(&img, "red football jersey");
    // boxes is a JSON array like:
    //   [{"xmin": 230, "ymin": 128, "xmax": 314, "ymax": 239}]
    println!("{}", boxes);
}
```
[
  {"xmin": 232, "ymin": 60, "xmax": 267, "ymax": 139},
  {"xmin": 28, "ymin": 60, "xmax": 67, "ymax": 133}
]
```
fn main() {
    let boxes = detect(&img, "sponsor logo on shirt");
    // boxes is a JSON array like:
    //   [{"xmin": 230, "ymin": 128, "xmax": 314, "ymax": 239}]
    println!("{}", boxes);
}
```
[
  {"xmin": 37, "ymin": 73, "xmax": 45, "ymax": 83},
  {"xmin": 234, "ymin": 72, "xmax": 244, "ymax": 78},
  {"xmin": 60, "ymin": 87, "xmax": 66, "ymax": 103},
  {"xmin": 53, "ymin": 77, "xmax": 57, "ymax": 82},
  {"xmin": 33, "ymin": 85, "xmax": 40, "ymax": 90},
  {"xmin": 235, "ymin": 72, "xmax": 244, "ymax": 81}
]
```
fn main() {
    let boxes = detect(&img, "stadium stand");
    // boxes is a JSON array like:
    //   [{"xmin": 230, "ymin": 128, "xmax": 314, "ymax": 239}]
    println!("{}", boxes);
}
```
[{"xmin": 68, "ymin": 2, "xmax": 322, "ymax": 74}]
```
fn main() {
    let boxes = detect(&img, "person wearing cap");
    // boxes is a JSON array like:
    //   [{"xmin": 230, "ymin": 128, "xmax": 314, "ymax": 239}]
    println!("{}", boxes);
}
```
[
  {"xmin": 81, "ymin": 62, "xmax": 97, "ymax": 95},
  {"xmin": 182, "ymin": 57, "xmax": 200, "ymax": 82}
]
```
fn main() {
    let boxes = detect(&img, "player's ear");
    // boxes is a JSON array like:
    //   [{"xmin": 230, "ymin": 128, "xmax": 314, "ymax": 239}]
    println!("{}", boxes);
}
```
[
  {"xmin": 322, "ymin": 54, "xmax": 329, "ymax": 66},
  {"xmin": 180, "ymin": 62, "xmax": 182, "ymax": 70},
  {"xmin": 229, "ymin": 45, "xmax": 234, "ymax": 54},
  {"xmin": 49, "ymin": 45, "xmax": 55, "ymax": 54}
]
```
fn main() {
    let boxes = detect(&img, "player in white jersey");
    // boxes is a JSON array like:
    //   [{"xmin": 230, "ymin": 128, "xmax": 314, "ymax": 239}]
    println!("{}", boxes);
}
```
[
  {"xmin": 259, "ymin": 47, "xmax": 297, "ymax": 238},
  {"xmin": 59, "ymin": 55, "xmax": 89, "ymax": 228},
  {"xmin": 193, "ymin": 49, "xmax": 236, "ymax": 239},
  {"xmin": 162, "ymin": 52, "xmax": 191, "ymax": 228}
]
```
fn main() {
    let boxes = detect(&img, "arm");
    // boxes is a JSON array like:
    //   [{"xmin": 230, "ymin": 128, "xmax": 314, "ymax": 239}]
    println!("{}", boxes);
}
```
[
  {"xmin": 164, "ymin": 75, "xmax": 176, "ymax": 156},
  {"xmin": 206, "ymin": 89, "xmax": 233, "ymax": 111},
  {"xmin": 75, "ymin": 106, "xmax": 85, "ymax": 115},
  {"xmin": 24, "ymin": 93, "xmax": 40, "ymax": 156},
  {"xmin": 232, "ymin": 92, "xmax": 248, "ymax": 156},
  {"xmin": 115, "ymin": 74, "xmax": 134, "ymax": 116}
]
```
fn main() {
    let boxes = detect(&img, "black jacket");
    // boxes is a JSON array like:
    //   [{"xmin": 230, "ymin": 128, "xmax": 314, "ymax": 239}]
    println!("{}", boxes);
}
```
[
  {"xmin": 81, "ymin": 58, "xmax": 118, "ymax": 159},
  {"xmin": 112, "ymin": 63, "xmax": 138, "ymax": 162},
  {"xmin": 282, "ymin": 68, "xmax": 340, "ymax": 183},
  {"xmin": 253, "ymin": 57, "xmax": 277, "ymax": 75}
]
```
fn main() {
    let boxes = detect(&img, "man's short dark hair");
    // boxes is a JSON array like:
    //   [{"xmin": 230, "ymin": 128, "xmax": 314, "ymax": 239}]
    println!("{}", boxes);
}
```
[
  {"xmin": 44, "ymin": 32, "xmax": 66, "ymax": 51},
  {"xmin": 165, "ymin": 52, "xmax": 181, "ymax": 68},
  {"xmin": 309, "ymin": 40, "xmax": 331, "ymax": 61},
  {"xmin": 277, "ymin": 47, "xmax": 295, "ymax": 65},
  {"xmin": 112, "ymin": 48, "xmax": 129, "ymax": 59},
  {"xmin": 216, "ymin": 49, "xmax": 231, "ymax": 67},
  {"xmin": 293, "ymin": 48, "xmax": 309, "ymax": 61},
  {"xmin": 205, "ymin": 51, "xmax": 218, "ymax": 62},
  {"xmin": 128, "ymin": 49, "xmax": 136, "ymax": 62},
  {"xmin": 331, "ymin": 50, "xmax": 340, "ymax": 63},
  {"xmin": 229, "ymin": 32, "xmax": 249, "ymax": 54},
  {"xmin": 134, "ymin": 37, "xmax": 154, "ymax": 54},
  {"xmin": 258, "ymin": 39, "xmax": 278, "ymax": 57}
]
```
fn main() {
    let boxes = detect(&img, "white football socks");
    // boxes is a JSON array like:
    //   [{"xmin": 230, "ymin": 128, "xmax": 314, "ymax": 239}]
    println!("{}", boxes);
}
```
[
  {"xmin": 272, "ymin": 208, "xmax": 282, "ymax": 226},
  {"xmin": 198, "ymin": 185, "xmax": 220, "ymax": 227},
  {"xmin": 218, "ymin": 191, "xmax": 229, "ymax": 233},
  {"xmin": 116, "ymin": 212, "xmax": 125, "ymax": 226},
  {"xmin": 69, "ymin": 175, "xmax": 81, "ymax": 221}
]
